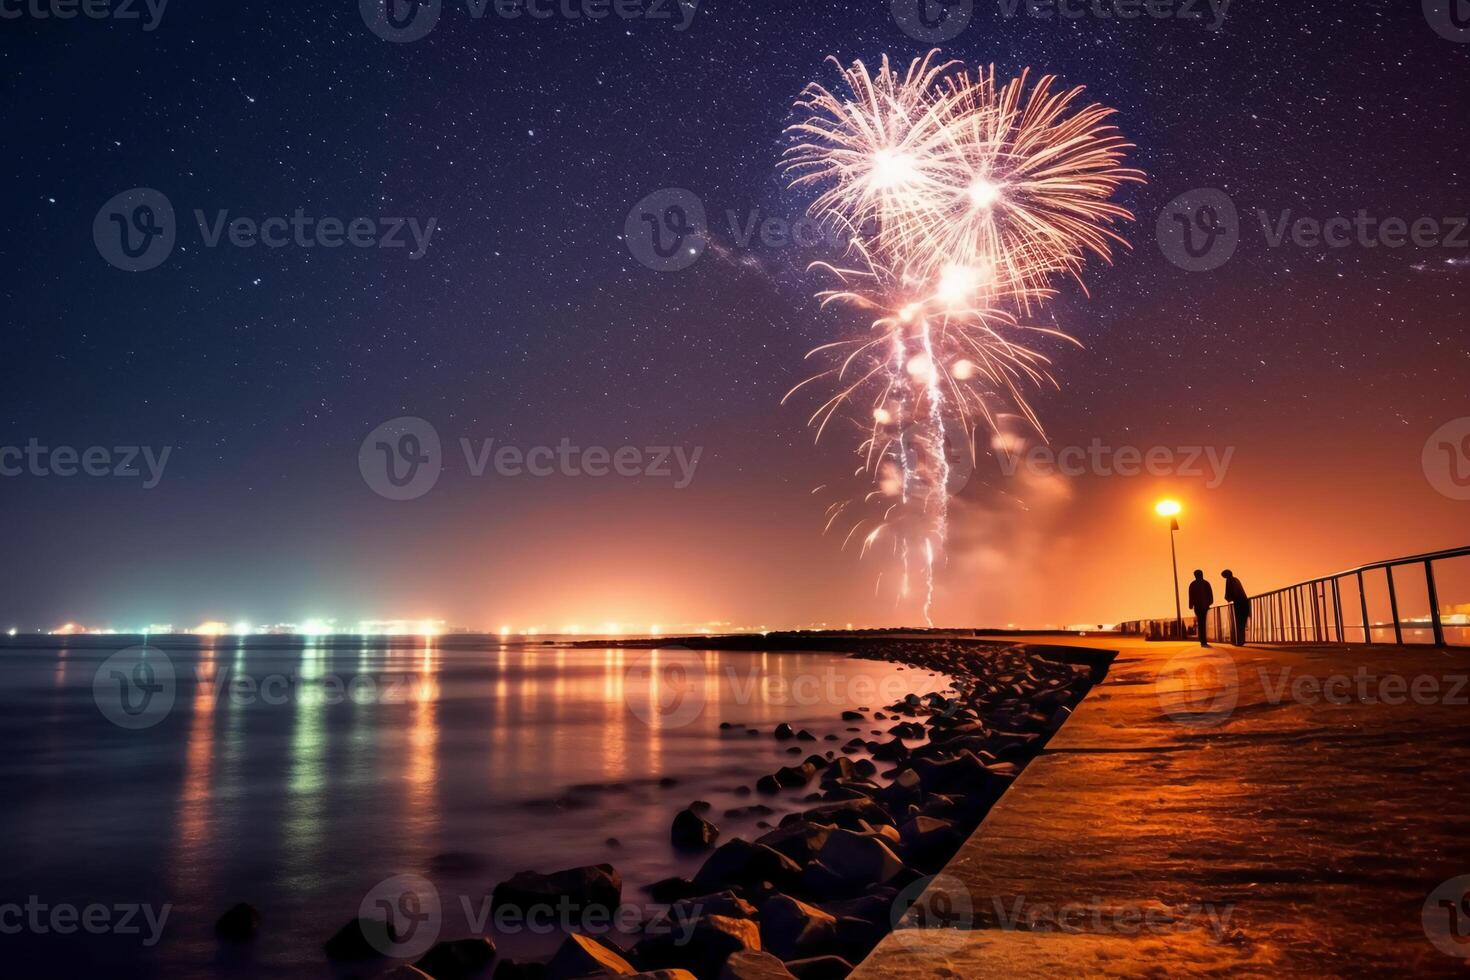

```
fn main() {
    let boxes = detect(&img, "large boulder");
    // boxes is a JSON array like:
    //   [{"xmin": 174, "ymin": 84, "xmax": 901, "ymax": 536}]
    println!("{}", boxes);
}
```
[
  {"xmin": 323, "ymin": 917, "xmax": 396, "ymax": 960},
  {"xmin": 416, "ymin": 937, "xmax": 497, "ymax": 979},
  {"xmin": 546, "ymin": 932, "xmax": 636, "ymax": 979},
  {"xmin": 493, "ymin": 864, "xmax": 622, "ymax": 919},
  {"xmin": 634, "ymin": 913, "xmax": 760, "ymax": 980},
  {"xmin": 215, "ymin": 902, "xmax": 259, "ymax": 942},
  {"xmin": 784, "ymin": 956, "xmax": 854, "ymax": 980},
  {"xmin": 691, "ymin": 839, "xmax": 801, "ymax": 893},
  {"xmin": 758, "ymin": 895, "xmax": 837, "ymax": 961},
  {"xmin": 815, "ymin": 830, "xmax": 905, "ymax": 886},
  {"xmin": 755, "ymin": 822, "xmax": 832, "ymax": 864},
  {"xmin": 718, "ymin": 950, "xmax": 797, "ymax": 980},
  {"xmin": 672, "ymin": 809, "xmax": 721, "ymax": 850},
  {"xmin": 898, "ymin": 816, "xmax": 963, "ymax": 868},
  {"xmin": 670, "ymin": 890, "xmax": 757, "ymax": 923}
]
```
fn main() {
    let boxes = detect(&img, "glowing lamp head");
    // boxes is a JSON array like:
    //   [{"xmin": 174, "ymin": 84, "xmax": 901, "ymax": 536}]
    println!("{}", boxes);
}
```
[
  {"xmin": 967, "ymin": 178, "xmax": 1004, "ymax": 210},
  {"xmin": 1155, "ymin": 499, "xmax": 1182, "ymax": 518},
  {"xmin": 869, "ymin": 148, "xmax": 919, "ymax": 190}
]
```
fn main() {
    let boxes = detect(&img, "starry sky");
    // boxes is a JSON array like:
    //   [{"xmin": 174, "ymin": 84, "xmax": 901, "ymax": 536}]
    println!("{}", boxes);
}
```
[{"xmin": 2, "ymin": 1, "xmax": 1467, "ymax": 631}]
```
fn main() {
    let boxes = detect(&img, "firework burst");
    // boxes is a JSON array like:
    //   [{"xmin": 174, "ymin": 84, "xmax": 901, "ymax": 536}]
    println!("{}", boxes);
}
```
[{"xmin": 782, "ymin": 52, "xmax": 1144, "ymax": 623}]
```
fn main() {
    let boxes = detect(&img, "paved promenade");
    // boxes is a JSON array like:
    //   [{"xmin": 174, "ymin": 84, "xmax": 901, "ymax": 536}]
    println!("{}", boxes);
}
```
[{"xmin": 855, "ymin": 636, "xmax": 1470, "ymax": 978}]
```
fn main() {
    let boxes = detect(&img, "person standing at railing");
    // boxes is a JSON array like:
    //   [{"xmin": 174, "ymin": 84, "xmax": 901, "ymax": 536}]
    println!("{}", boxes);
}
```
[
  {"xmin": 1223, "ymin": 569, "xmax": 1250, "ymax": 645},
  {"xmin": 1187, "ymin": 570, "xmax": 1214, "ymax": 647}
]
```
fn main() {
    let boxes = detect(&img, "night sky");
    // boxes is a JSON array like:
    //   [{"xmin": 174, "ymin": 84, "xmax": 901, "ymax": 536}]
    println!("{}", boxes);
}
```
[{"xmin": 2, "ymin": 1, "xmax": 1467, "ymax": 631}]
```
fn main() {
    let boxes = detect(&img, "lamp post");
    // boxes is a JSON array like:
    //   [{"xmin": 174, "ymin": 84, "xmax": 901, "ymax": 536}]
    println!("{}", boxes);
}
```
[{"xmin": 1155, "ymin": 500, "xmax": 1184, "ymax": 640}]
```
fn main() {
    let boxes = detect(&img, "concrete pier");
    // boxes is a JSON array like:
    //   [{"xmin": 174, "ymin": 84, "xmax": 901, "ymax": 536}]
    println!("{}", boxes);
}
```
[{"xmin": 856, "ymin": 636, "xmax": 1470, "ymax": 977}]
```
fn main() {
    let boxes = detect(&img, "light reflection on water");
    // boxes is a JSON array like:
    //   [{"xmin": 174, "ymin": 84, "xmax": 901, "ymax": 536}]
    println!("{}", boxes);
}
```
[{"xmin": 0, "ymin": 637, "xmax": 951, "ymax": 978}]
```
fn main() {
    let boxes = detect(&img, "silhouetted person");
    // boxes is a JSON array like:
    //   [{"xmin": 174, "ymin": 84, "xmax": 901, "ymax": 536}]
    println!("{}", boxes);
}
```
[
  {"xmin": 1223, "ymin": 569, "xmax": 1250, "ymax": 645},
  {"xmin": 1187, "ymin": 569, "xmax": 1214, "ymax": 647}
]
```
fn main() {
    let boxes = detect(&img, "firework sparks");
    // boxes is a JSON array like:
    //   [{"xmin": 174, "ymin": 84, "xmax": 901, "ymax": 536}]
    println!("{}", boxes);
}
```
[{"xmin": 782, "ymin": 52, "xmax": 1144, "ymax": 623}]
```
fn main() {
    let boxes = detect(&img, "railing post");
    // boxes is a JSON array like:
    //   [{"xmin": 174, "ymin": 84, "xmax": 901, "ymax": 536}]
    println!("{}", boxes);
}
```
[
  {"xmin": 1332, "ymin": 578, "xmax": 1344, "ymax": 643},
  {"xmin": 1426, "ymin": 559, "xmax": 1446, "ymax": 648},
  {"xmin": 1387, "ymin": 566, "xmax": 1403, "ymax": 645},
  {"xmin": 1357, "ymin": 571, "xmax": 1370, "ymax": 644}
]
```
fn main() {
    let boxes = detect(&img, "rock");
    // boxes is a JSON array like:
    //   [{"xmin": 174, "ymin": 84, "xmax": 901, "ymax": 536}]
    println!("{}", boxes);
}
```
[
  {"xmin": 215, "ymin": 902, "xmax": 259, "ymax": 942},
  {"xmin": 324, "ymin": 917, "xmax": 396, "ymax": 960},
  {"xmin": 815, "ymin": 829, "xmax": 905, "ymax": 885},
  {"xmin": 840, "ymin": 711, "xmax": 864, "ymax": 721},
  {"xmin": 774, "ymin": 723, "xmax": 795, "ymax": 740},
  {"xmin": 416, "ymin": 937, "xmax": 498, "ymax": 979},
  {"xmin": 634, "ymin": 913, "xmax": 760, "ymax": 980},
  {"xmin": 493, "ymin": 864, "xmax": 622, "ymax": 918},
  {"xmin": 800, "ymin": 798, "xmax": 893, "ymax": 831},
  {"xmin": 819, "ymin": 759, "xmax": 856, "ymax": 786},
  {"xmin": 631, "ymin": 973, "xmax": 699, "ymax": 980},
  {"xmin": 718, "ymin": 950, "xmax": 798, "ymax": 980},
  {"xmin": 646, "ymin": 876, "xmax": 695, "ymax": 902},
  {"xmin": 380, "ymin": 967, "xmax": 434, "ymax": 980},
  {"xmin": 755, "ymin": 821, "xmax": 832, "ymax": 864},
  {"xmin": 607, "ymin": 838, "xmax": 622, "ymax": 848},
  {"xmin": 671, "ymin": 890, "xmax": 758, "ymax": 922},
  {"xmin": 796, "ymin": 729, "xmax": 816, "ymax": 741},
  {"xmin": 758, "ymin": 895, "xmax": 837, "ymax": 961},
  {"xmin": 879, "ymin": 769, "xmax": 922, "ymax": 808},
  {"xmin": 774, "ymin": 763, "xmax": 816, "ymax": 788},
  {"xmin": 692, "ymin": 839, "xmax": 802, "ymax": 893},
  {"xmin": 660, "ymin": 777, "xmax": 680, "ymax": 788},
  {"xmin": 851, "ymin": 760, "xmax": 877, "ymax": 779},
  {"xmin": 494, "ymin": 959, "xmax": 548, "ymax": 980},
  {"xmin": 673, "ymin": 808, "xmax": 721, "ymax": 850},
  {"xmin": 899, "ymin": 816, "xmax": 962, "ymax": 867},
  {"xmin": 756, "ymin": 774, "xmax": 782, "ymax": 795},
  {"xmin": 546, "ymin": 932, "xmax": 636, "ymax": 979},
  {"xmin": 796, "ymin": 861, "xmax": 852, "ymax": 901},
  {"xmin": 784, "ymin": 956, "xmax": 854, "ymax": 980}
]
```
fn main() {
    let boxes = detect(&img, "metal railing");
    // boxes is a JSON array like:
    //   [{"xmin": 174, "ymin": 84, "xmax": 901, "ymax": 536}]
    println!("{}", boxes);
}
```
[{"xmin": 1121, "ymin": 546, "xmax": 1470, "ymax": 647}]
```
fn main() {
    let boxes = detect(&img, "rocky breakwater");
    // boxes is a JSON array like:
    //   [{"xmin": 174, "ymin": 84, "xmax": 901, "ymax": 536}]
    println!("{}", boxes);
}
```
[{"xmin": 301, "ymin": 639, "xmax": 1104, "ymax": 980}]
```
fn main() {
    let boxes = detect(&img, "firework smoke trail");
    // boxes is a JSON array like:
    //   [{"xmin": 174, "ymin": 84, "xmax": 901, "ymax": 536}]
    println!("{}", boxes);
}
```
[{"xmin": 782, "ymin": 52, "xmax": 1143, "ymax": 623}]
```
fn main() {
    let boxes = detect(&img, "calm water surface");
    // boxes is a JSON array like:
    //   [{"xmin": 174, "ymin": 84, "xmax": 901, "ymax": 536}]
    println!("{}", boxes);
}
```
[{"xmin": 0, "ymin": 637, "xmax": 951, "ymax": 978}]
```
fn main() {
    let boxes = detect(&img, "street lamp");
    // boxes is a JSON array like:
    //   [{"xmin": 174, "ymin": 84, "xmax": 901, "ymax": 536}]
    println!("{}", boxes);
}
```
[{"xmin": 1155, "ymin": 500, "xmax": 1184, "ymax": 640}]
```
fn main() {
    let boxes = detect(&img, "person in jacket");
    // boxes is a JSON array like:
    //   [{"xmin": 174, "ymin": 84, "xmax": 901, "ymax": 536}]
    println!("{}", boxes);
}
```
[
  {"xmin": 1223, "ymin": 569, "xmax": 1250, "ymax": 645},
  {"xmin": 1187, "ymin": 569, "xmax": 1214, "ymax": 647}
]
